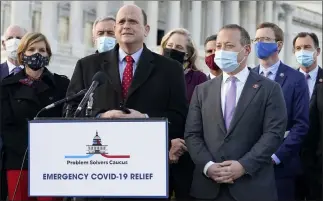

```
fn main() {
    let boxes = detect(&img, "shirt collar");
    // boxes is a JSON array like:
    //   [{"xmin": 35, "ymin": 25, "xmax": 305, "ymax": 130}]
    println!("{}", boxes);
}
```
[
  {"xmin": 299, "ymin": 65, "xmax": 319, "ymax": 81},
  {"xmin": 209, "ymin": 73, "xmax": 217, "ymax": 79},
  {"xmin": 7, "ymin": 60, "xmax": 24, "ymax": 73},
  {"xmin": 259, "ymin": 60, "xmax": 281, "ymax": 76},
  {"xmin": 118, "ymin": 47, "xmax": 143, "ymax": 64},
  {"xmin": 222, "ymin": 66, "xmax": 249, "ymax": 84}
]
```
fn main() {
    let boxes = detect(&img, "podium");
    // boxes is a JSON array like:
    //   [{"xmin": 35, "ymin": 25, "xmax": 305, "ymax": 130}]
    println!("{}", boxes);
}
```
[{"xmin": 28, "ymin": 118, "xmax": 169, "ymax": 198}]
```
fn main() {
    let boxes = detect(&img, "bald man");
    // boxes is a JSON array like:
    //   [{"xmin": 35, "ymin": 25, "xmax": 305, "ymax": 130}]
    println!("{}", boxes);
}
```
[
  {"xmin": 0, "ymin": 25, "xmax": 27, "ymax": 81},
  {"xmin": 67, "ymin": 4, "xmax": 191, "ymax": 199}
]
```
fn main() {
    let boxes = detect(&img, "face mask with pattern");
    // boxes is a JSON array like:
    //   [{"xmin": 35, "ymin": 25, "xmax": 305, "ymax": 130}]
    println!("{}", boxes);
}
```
[{"xmin": 22, "ymin": 53, "xmax": 49, "ymax": 71}]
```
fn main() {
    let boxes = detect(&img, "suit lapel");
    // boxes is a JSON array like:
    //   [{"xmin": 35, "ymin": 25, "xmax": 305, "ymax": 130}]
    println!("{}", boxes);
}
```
[
  {"xmin": 101, "ymin": 45, "xmax": 122, "ymax": 98},
  {"xmin": 253, "ymin": 65, "xmax": 260, "ymax": 74},
  {"xmin": 309, "ymin": 66, "xmax": 323, "ymax": 104},
  {"xmin": 126, "ymin": 44, "xmax": 155, "ymax": 100},
  {"xmin": 211, "ymin": 75, "xmax": 226, "ymax": 134},
  {"xmin": 0, "ymin": 62, "xmax": 9, "ymax": 79},
  {"xmin": 274, "ymin": 63, "xmax": 288, "ymax": 87},
  {"xmin": 226, "ymin": 71, "xmax": 262, "ymax": 136},
  {"xmin": 315, "ymin": 66, "xmax": 323, "ymax": 85}
]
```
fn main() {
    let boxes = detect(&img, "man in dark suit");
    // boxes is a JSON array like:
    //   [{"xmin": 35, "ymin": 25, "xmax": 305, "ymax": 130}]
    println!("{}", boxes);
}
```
[
  {"xmin": 0, "ymin": 25, "xmax": 27, "ymax": 81},
  {"xmin": 66, "ymin": 4, "xmax": 190, "ymax": 199},
  {"xmin": 292, "ymin": 32, "xmax": 323, "ymax": 201},
  {"xmin": 185, "ymin": 24, "xmax": 287, "ymax": 201},
  {"xmin": 252, "ymin": 22, "xmax": 309, "ymax": 201},
  {"xmin": 301, "ymin": 79, "xmax": 323, "ymax": 201},
  {"xmin": 92, "ymin": 16, "xmax": 116, "ymax": 54},
  {"xmin": 204, "ymin": 34, "xmax": 222, "ymax": 80},
  {"xmin": 0, "ymin": 24, "xmax": 26, "ymax": 201}
]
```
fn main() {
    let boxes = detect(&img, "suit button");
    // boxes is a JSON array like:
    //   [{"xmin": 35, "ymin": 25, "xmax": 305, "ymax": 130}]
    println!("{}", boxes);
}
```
[{"xmin": 221, "ymin": 156, "xmax": 225, "ymax": 160}]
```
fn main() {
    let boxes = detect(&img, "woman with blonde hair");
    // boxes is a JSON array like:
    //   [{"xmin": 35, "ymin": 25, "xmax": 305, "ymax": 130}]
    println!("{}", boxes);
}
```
[
  {"xmin": 1, "ymin": 32, "xmax": 69, "ymax": 201},
  {"xmin": 160, "ymin": 28, "xmax": 207, "ymax": 102},
  {"xmin": 160, "ymin": 28, "xmax": 206, "ymax": 199}
]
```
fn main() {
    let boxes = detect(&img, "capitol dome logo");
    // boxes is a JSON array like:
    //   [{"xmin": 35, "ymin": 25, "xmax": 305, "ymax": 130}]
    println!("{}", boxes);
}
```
[{"xmin": 64, "ymin": 130, "xmax": 130, "ymax": 159}]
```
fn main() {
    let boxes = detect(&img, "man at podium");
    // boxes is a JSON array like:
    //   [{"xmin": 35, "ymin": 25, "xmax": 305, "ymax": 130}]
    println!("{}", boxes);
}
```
[{"xmin": 67, "ymin": 4, "xmax": 191, "ymax": 200}]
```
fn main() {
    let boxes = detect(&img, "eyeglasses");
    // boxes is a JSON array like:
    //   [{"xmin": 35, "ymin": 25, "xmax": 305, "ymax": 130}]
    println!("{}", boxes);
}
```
[{"xmin": 252, "ymin": 37, "xmax": 276, "ymax": 43}]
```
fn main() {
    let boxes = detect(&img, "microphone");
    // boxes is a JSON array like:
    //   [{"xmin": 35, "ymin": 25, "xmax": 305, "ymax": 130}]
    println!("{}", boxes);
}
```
[
  {"xmin": 85, "ymin": 93, "xmax": 94, "ymax": 117},
  {"xmin": 74, "ymin": 72, "xmax": 107, "ymax": 117},
  {"xmin": 34, "ymin": 89, "xmax": 87, "ymax": 119}
]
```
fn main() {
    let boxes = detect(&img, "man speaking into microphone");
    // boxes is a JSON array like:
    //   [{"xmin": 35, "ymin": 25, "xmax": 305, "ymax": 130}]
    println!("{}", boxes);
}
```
[{"xmin": 66, "ymin": 4, "xmax": 190, "ymax": 199}]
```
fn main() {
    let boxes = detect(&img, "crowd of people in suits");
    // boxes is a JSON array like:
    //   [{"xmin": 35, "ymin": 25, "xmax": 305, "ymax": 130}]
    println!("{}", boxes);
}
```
[{"xmin": 0, "ymin": 4, "xmax": 322, "ymax": 201}]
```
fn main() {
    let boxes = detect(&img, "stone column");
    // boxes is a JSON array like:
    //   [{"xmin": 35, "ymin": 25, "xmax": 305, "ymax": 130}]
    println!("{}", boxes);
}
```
[
  {"xmin": 11, "ymin": 1, "xmax": 31, "ymax": 31},
  {"xmin": 265, "ymin": 1, "xmax": 274, "ymax": 22},
  {"xmin": 248, "ymin": 1, "xmax": 257, "ymax": 67},
  {"xmin": 167, "ymin": 1, "xmax": 180, "ymax": 32},
  {"xmin": 207, "ymin": 1, "xmax": 222, "ymax": 36},
  {"xmin": 256, "ymin": 1, "xmax": 265, "ymax": 24},
  {"xmin": 69, "ymin": 1, "xmax": 84, "ymax": 57},
  {"xmin": 181, "ymin": 1, "xmax": 189, "ymax": 29},
  {"xmin": 41, "ymin": 1, "xmax": 58, "ymax": 54},
  {"xmin": 191, "ymin": 1, "xmax": 202, "ymax": 46},
  {"xmin": 230, "ymin": 1, "xmax": 240, "ymax": 24},
  {"xmin": 281, "ymin": 3, "xmax": 294, "ymax": 65},
  {"xmin": 145, "ymin": 1, "xmax": 159, "ymax": 48}
]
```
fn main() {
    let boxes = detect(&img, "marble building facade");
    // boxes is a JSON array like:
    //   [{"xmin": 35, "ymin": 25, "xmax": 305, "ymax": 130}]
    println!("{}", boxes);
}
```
[{"xmin": 1, "ymin": 1, "xmax": 322, "ymax": 77}]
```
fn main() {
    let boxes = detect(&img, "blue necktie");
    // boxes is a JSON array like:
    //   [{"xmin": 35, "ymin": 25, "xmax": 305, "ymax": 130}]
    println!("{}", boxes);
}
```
[{"xmin": 11, "ymin": 66, "xmax": 21, "ymax": 75}]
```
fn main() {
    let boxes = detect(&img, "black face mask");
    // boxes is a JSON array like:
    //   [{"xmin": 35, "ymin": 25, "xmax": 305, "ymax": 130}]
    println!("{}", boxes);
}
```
[
  {"xmin": 22, "ymin": 53, "xmax": 49, "ymax": 71},
  {"xmin": 163, "ymin": 48, "xmax": 185, "ymax": 64}
]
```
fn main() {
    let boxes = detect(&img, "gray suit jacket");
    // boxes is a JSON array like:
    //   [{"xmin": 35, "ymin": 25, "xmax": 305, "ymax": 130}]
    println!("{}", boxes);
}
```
[{"xmin": 184, "ymin": 69, "xmax": 287, "ymax": 201}]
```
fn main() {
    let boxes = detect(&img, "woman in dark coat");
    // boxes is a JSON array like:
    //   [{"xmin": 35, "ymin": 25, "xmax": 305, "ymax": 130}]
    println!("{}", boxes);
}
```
[
  {"xmin": 159, "ymin": 28, "xmax": 207, "ymax": 199},
  {"xmin": 160, "ymin": 28, "xmax": 207, "ymax": 103},
  {"xmin": 0, "ymin": 32, "xmax": 69, "ymax": 201}
]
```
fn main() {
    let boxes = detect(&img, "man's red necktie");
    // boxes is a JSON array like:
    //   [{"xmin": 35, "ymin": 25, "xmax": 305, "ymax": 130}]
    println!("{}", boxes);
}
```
[{"xmin": 122, "ymin": 55, "xmax": 134, "ymax": 99}]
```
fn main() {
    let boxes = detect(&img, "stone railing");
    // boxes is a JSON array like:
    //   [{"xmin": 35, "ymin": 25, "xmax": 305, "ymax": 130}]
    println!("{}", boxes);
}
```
[
  {"xmin": 56, "ymin": 43, "xmax": 72, "ymax": 56},
  {"xmin": 293, "ymin": 7, "xmax": 322, "ymax": 29}
]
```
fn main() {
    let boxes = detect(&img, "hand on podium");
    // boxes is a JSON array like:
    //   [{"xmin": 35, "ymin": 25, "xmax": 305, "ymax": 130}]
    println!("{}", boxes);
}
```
[{"xmin": 100, "ymin": 109, "xmax": 147, "ymax": 118}]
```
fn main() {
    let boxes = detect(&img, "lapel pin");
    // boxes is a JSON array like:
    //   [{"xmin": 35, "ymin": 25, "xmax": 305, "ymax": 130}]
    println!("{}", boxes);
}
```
[
  {"xmin": 49, "ymin": 96, "xmax": 53, "ymax": 100},
  {"xmin": 319, "ymin": 78, "xmax": 323, "ymax": 83},
  {"xmin": 253, "ymin": 84, "xmax": 259, "ymax": 89},
  {"xmin": 280, "ymin": 73, "xmax": 284, "ymax": 77}
]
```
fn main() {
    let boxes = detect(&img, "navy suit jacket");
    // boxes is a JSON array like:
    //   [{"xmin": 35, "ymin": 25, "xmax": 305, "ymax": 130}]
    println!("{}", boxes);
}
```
[
  {"xmin": 253, "ymin": 62, "xmax": 310, "ymax": 177},
  {"xmin": 0, "ymin": 62, "xmax": 9, "ymax": 81},
  {"xmin": 0, "ymin": 62, "xmax": 8, "ymax": 153}
]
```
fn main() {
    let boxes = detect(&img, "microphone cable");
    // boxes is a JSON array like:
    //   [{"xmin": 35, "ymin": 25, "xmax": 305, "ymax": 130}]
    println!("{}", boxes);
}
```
[{"xmin": 11, "ymin": 147, "xmax": 28, "ymax": 201}]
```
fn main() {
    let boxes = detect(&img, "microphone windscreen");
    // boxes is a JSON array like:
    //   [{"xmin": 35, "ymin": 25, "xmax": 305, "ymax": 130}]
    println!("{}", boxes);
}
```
[{"xmin": 92, "ymin": 71, "xmax": 107, "ymax": 86}]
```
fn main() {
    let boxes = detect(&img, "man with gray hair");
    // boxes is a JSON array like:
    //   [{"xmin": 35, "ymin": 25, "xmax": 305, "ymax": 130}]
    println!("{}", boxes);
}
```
[
  {"xmin": 1, "ymin": 24, "xmax": 26, "ymax": 201},
  {"xmin": 0, "ymin": 25, "xmax": 27, "ymax": 81},
  {"xmin": 92, "ymin": 16, "xmax": 116, "ymax": 53}
]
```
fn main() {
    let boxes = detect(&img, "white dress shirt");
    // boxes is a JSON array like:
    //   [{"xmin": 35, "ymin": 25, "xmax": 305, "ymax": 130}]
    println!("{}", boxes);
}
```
[
  {"xmin": 258, "ymin": 60, "xmax": 281, "ymax": 80},
  {"xmin": 7, "ymin": 60, "xmax": 24, "ymax": 74},
  {"xmin": 209, "ymin": 73, "xmax": 217, "ymax": 79},
  {"xmin": 203, "ymin": 66, "xmax": 250, "ymax": 176},
  {"xmin": 299, "ymin": 65, "xmax": 319, "ymax": 98}
]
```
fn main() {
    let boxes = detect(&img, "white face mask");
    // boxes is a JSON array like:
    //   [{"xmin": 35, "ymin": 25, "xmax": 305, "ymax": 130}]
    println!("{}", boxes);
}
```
[
  {"xmin": 4, "ymin": 38, "xmax": 21, "ymax": 60},
  {"xmin": 96, "ymin": 36, "xmax": 116, "ymax": 53}
]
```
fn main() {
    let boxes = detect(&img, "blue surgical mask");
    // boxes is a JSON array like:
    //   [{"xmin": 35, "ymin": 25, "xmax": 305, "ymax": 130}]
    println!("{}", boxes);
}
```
[
  {"xmin": 255, "ymin": 42, "xmax": 278, "ymax": 59},
  {"xmin": 96, "ymin": 36, "xmax": 116, "ymax": 53},
  {"xmin": 214, "ymin": 50, "xmax": 245, "ymax": 73},
  {"xmin": 295, "ymin": 50, "xmax": 315, "ymax": 67}
]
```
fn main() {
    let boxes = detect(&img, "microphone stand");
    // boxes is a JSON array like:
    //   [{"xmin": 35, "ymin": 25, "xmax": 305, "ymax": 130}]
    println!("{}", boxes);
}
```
[
  {"xmin": 65, "ymin": 104, "xmax": 73, "ymax": 118},
  {"xmin": 85, "ymin": 93, "xmax": 94, "ymax": 117}
]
